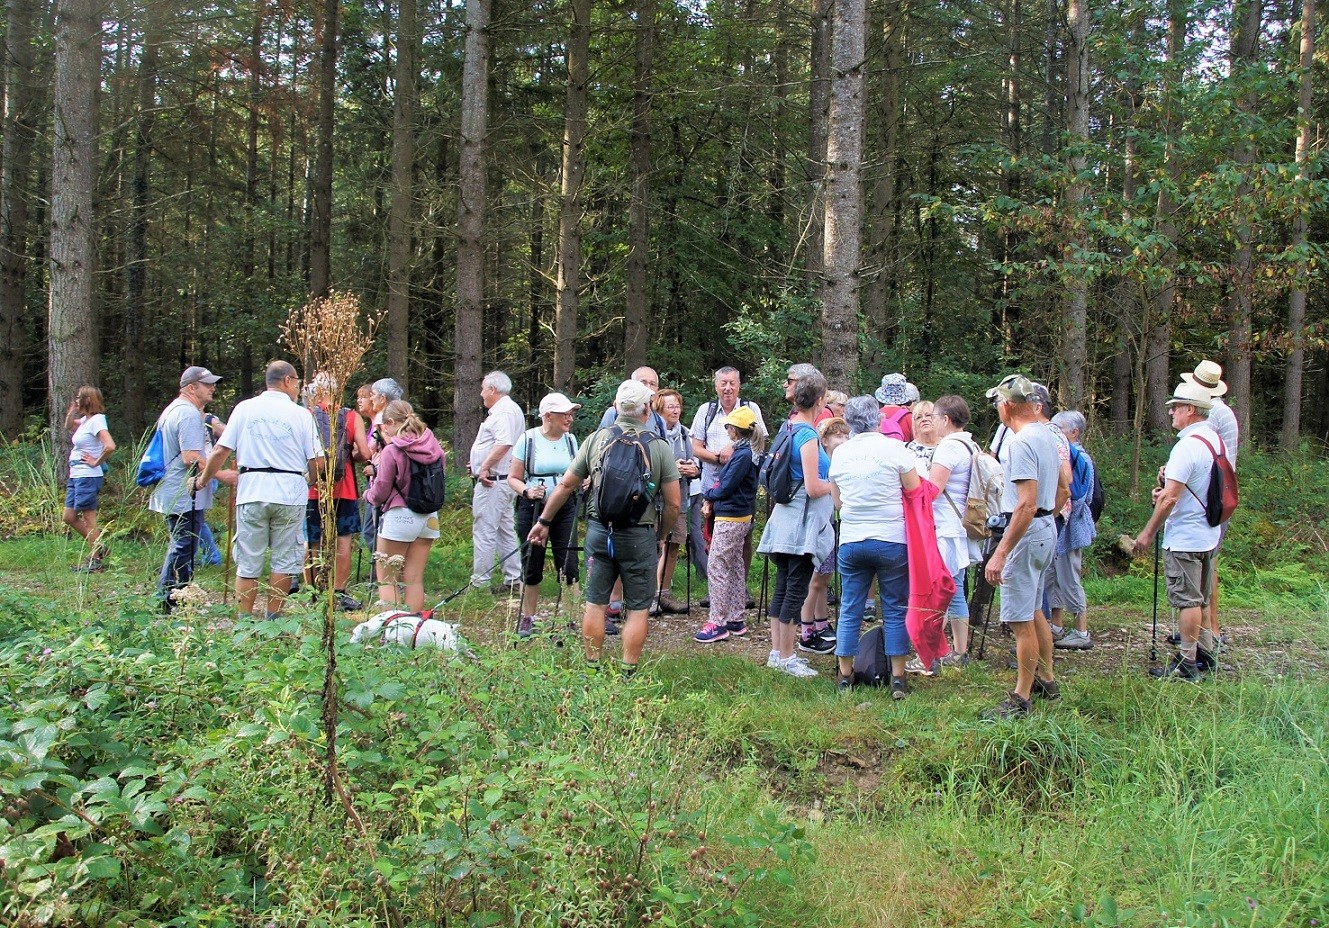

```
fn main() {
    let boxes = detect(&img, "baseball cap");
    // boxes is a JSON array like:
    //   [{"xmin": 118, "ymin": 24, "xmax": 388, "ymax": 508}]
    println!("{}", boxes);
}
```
[
  {"xmin": 181, "ymin": 366, "xmax": 222, "ymax": 387},
  {"xmin": 538, "ymin": 392, "xmax": 582, "ymax": 416},
  {"xmin": 723, "ymin": 406, "xmax": 758, "ymax": 430},
  {"xmin": 615, "ymin": 379, "xmax": 655, "ymax": 409},
  {"xmin": 1028, "ymin": 382, "xmax": 1054, "ymax": 412},
  {"xmin": 985, "ymin": 374, "xmax": 1036, "ymax": 403}
]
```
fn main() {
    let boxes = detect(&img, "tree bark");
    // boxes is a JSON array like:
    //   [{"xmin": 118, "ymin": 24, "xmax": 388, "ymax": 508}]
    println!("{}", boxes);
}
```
[
  {"xmin": 1144, "ymin": 0, "xmax": 1186, "ymax": 434},
  {"xmin": 48, "ymin": 0, "xmax": 100, "ymax": 452},
  {"xmin": 1223, "ymin": 0, "xmax": 1263, "ymax": 442},
  {"xmin": 997, "ymin": 0, "xmax": 1022, "ymax": 349},
  {"xmin": 387, "ymin": 0, "xmax": 417, "ymax": 393},
  {"xmin": 1060, "ymin": 0, "xmax": 1090, "ymax": 409},
  {"xmin": 1281, "ymin": 0, "xmax": 1314, "ymax": 450},
  {"xmin": 819, "ymin": 0, "xmax": 865, "ymax": 387},
  {"xmin": 861, "ymin": 1, "xmax": 901, "ymax": 343},
  {"xmin": 308, "ymin": 0, "xmax": 338, "ymax": 298},
  {"xmin": 123, "ymin": 13, "xmax": 159, "ymax": 437},
  {"xmin": 453, "ymin": 0, "xmax": 489, "ymax": 454},
  {"xmin": 553, "ymin": 0, "xmax": 590, "ymax": 391},
  {"xmin": 624, "ymin": 0, "xmax": 655, "ymax": 371},
  {"xmin": 0, "ymin": 0, "xmax": 44, "ymax": 439},
  {"xmin": 804, "ymin": 0, "xmax": 831, "ymax": 284}
]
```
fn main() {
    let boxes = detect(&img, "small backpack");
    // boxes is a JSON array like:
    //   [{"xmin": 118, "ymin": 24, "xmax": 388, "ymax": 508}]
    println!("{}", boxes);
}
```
[
  {"xmin": 852, "ymin": 626, "xmax": 889, "ymax": 686},
  {"xmin": 135, "ymin": 427, "xmax": 168, "ymax": 488},
  {"xmin": 941, "ymin": 436, "xmax": 1004, "ymax": 540},
  {"xmin": 1188, "ymin": 434, "xmax": 1238, "ymax": 527},
  {"xmin": 758, "ymin": 422, "xmax": 815, "ymax": 506},
  {"xmin": 593, "ymin": 426, "xmax": 658, "ymax": 528},
  {"xmin": 880, "ymin": 407, "xmax": 910, "ymax": 441},
  {"xmin": 405, "ymin": 456, "xmax": 447, "ymax": 514},
  {"xmin": 312, "ymin": 406, "xmax": 355, "ymax": 483}
]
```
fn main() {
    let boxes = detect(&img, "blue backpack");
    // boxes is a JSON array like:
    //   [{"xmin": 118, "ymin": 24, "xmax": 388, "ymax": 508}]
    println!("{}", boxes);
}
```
[{"xmin": 135, "ymin": 427, "xmax": 168, "ymax": 487}]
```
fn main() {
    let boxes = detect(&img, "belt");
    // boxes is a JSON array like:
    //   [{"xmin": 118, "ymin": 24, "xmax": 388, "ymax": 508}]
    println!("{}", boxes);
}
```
[
  {"xmin": 473, "ymin": 473, "xmax": 509, "ymax": 483},
  {"xmin": 1035, "ymin": 508, "xmax": 1055, "ymax": 518},
  {"xmin": 240, "ymin": 466, "xmax": 305, "ymax": 475}
]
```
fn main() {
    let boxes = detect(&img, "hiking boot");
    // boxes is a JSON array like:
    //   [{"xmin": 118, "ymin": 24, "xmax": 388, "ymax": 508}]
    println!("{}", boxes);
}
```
[
  {"xmin": 499, "ymin": 579, "xmax": 523, "ymax": 595},
  {"xmin": 890, "ymin": 676, "xmax": 909, "ymax": 700},
  {"xmin": 940, "ymin": 652, "xmax": 970, "ymax": 669},
  {"xmin": 699, "ymin": 598, "xmax": 710, "ymax": 608},
  {"xmin": 72, "ymin": 558, "xmax": 106, "ymax": 574},
  {"xmin": 725, "ymin": 620, "xmax": 749, "ymax": 637},
  {"xmin": 1054, "ymin": 629, "xmax": 1093, "ymax": 650},
  {"xmin": 517, "ymin": 615, "xmax": 536, "ymax": 638},
  {"xmin": 1195, "ymin": 646, "xmax": 1218, "ymax": 673},
  {"xmin": 657, "ymin": 591, "xmax": 689, "ymax": 614},
  {"xmin": 776, "ymin": 654, "xmax": 819, "ymax": 678},
  {"xmin": 693, "ymin": 622, "xmax": 730, "ymax": 644},
  {"xmin": 981, "ymin": 692, "xmax": 1032, "ymax": 720},
  {"xmin": 746, "ymin": 597, "xmax": 757, "ymax": 610},
  {"xmin": 1031, "ymin": 677, "xmax": 1061, "ymax": 701},
  {"xmin": 604, "ymin": 602, "xmax": 622, "ymax": 636},
  {"xmin": 334, "ymin": 590, "xmax": 363, "ymax": 612},
  {"xmin": 604, "ymin": 618, "xmax": 621, "ymax": 636},
  {"xmin": 798, "ymin": 634, "xmax": 835, "ymax": 654},
  {"xmin": 1165, "ymin": 631, "xmax": 1181, "ymax": 646},
  {"xmin": 836, "ymin": 673, "xmax": 854, "ymax": 693},
  {"xmin": 1149, "ymin": 655, "xmax": 1202, "ymax": 681},
  {"xmin": 905, "ymin": 656, "xmax": 939, "ymax": 675},
  {"xmin": 826, "ymin": 590, "xmax": 840, "ymax": 606},
  {"xmin": 648, "ymin": 598, "xmax": 663, "ymax": 617}
]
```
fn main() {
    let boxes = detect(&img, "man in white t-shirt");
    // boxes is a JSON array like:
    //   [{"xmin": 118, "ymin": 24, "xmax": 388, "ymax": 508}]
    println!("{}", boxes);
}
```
[
  {"xmin": 690, "ymin": 366, "xmax": 768, "ymax": 580},
  {"xmin": 468, "ymin": 370, "xmax": 526, "ymax": 590},
  {"xmin": 1181, "ymin": 359, "xmax": 1237, "ymax": 644},
  {"xmin": 1133, "ymin": 382, "xmax": 1224, "ymax": 681},
  {"xmin": 198, "ymin": 360, "xmax": 323, "ymax": 619}
]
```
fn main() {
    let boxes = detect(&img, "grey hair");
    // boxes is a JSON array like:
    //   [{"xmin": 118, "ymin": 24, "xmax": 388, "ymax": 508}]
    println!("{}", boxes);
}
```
[
  {"xmin": 713, "ymin": 365, "xmax": 741, "ymax": 382},
  {"xmin": 616, "ymin": 400, "xmax": 648, "ymax": 418},
  {"xmin": 266, "ymin": 360, "xmax": 297, "ymax": 387},
  {"xmin": 482, "ymin": 371, "xmax": 512, "ymax": 394},
  {"xmin": 844, "ymin": 396, "xmax": 881, "ymax": 435},
  {"xmin": 791, "ymin": 370, "xmax": 827, "ymax": 410},
  {"xmin": 787, "ymin": 362, "xmax": 818, "ymax": 381},
  {"xmin": 1051, "ymin": 410, "xmax": 1087, "ymax": 437},
  {"xmin": 371, "ymin": 377, "xmax": 404, "ymax": 401}
]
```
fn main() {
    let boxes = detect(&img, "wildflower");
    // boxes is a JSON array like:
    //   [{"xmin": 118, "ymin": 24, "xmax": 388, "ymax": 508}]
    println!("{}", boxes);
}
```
[{"xmin": 42, "ymin": 648, "xmax": 53, "ymax": 656}]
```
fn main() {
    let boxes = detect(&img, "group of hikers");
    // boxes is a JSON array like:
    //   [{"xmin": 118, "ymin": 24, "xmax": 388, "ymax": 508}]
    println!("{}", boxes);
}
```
[{"xmin": 61, "ymin": 355, "xmax": 1238, "ymax": 718}]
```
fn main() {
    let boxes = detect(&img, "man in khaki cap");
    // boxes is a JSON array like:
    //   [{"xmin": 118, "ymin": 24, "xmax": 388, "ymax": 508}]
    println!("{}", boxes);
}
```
[{"xmin": 1133, "ymin": 382, "xmax": 1223, "ymax": 680}]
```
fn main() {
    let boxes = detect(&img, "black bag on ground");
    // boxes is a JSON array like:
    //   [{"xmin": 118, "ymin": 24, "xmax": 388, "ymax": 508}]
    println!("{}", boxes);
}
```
[
  {"xmin": 405, "ymin": 457, "xmax": 446, "ymax": 513},
  {"xmin": 852, "ymin": 626, "xmax": 889, "ymax": 686},
  {"xmin": 594, "ymin": 426, "xmax": 657, "ymax": 528}
]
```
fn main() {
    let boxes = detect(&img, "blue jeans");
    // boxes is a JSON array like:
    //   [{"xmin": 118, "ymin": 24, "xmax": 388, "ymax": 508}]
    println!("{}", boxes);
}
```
[
  {"xmin": 836, "ymin": 538, "xmax": 910, "ymax": 658},
  {"xmin": 159, "ymin": 509, "xmax": 205, "ymax": 598}
]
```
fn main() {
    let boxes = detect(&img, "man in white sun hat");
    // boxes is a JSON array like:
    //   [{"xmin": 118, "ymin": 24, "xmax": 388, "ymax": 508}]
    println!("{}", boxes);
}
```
[{"xmin": 1132, "ymin": 382, "xmax": 1223, "ymax": 681}]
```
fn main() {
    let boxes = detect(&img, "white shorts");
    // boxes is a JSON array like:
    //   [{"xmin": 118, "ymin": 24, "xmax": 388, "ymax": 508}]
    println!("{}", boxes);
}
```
[{"xmin": 378, "ymin": 506, "xmax": 441, "ymax": 543}]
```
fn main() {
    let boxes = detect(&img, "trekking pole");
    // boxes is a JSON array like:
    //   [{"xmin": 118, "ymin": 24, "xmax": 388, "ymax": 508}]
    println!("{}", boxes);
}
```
[
  {"xmin": 1150, "ymin": 534, "xmax": 1161, "ymax": 665},
  {"xmin": 222, "ymin": 489, "xmax": 235, "ymax": 604}
]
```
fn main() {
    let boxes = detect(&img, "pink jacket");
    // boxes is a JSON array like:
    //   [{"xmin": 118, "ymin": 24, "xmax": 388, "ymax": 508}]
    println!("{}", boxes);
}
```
[
  {"xmin": 366, "ymin": 429, "xmax": 445, "ymax": 511},
  {"xmin": 902, "ymin": 480, "xmax": 957, "ymax": 668}
]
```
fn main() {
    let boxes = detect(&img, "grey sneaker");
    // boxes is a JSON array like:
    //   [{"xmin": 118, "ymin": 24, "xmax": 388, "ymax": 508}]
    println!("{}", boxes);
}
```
[
  {"xmin": 1031, "ymin": 677, "xmax": 1061, "ymax": 701},
  {"xmin": 904, "ymin": 656, "xmax": 938, "ymax": 676},
  {"xmin": 1054, "ymin": 629, "xmax": 1093, "ymax": 650},
  {"xmin": 517, "ymin": 615, "xmax": 536, "ymax": 638},
  {"xmin": 940, "ymin": 652, "xmax": 970, "ymax": 669},
  {"xmin": 980, "ymin": 692, "xmax": 1032, "ymax": 720},
  {"xmin": 777, "ymin": 654, "xmax": 819, "ymax": 678}
]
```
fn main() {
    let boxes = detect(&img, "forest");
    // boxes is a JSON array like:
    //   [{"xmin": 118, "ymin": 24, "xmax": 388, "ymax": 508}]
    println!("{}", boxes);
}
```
[{"xmin": 2, "ymin": 0, "xmax": 1327, "ymax": 457}]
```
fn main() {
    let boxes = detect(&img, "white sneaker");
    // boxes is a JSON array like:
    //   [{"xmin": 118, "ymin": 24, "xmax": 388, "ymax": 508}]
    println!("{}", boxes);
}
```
[
  {"xmin": 777, "ymin": 654, "xmax": 819, "ymax": 678},
  {"xmin": 766, "ymin": 650, "xmax": 782, "ymax": 668},
  {"xmin": 1054, "ymin": 629, "xmax": 1094, "ymax": 650}
]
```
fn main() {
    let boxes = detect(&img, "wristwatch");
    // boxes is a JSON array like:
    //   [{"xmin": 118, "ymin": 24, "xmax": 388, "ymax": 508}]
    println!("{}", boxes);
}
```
[{"xmin": 537, "ymin": 517, "xmax": 553, "ymax": 527}]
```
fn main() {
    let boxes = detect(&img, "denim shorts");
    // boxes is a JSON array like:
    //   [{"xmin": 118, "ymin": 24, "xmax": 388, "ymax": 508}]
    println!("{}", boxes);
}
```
[
  {"xmin": 65, "ymin": 476, "xmax": 105, "ymax": 511},
  {"xmin": 305, "ymin": 498, "xmax": 362, "ymax": 544}
]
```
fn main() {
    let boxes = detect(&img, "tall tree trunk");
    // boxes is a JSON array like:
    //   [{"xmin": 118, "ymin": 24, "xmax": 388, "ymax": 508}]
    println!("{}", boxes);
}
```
[
  {"xmin": 1224, "ymin": 0, "xmax": 1262, "ymax": 441},
  {"xmin": 453, "ymin": 0, "xmax": 489, "ymax": 454},
  {"xmin": 861, "ymin": 1, "xmax": 901, "ymax": 343},
  {"xmin": 553, "ymin": 0, "xmax": 589, "ymax": 390},
  {"xmin": 1144, "ymin": 0, "xmax": 1186, "ymax": 434},
  {"xmin": 0, "ymin": 0, "xmax": 44, "ymax": 438},
  {"xmin": 1060, "ymin": 0, "xmax": 1090, "ymax": 408},
  {"xmin": 624, "ymin": 0, "xmax": 655, "ymax": 371},
  {"xmin": 819, "ymin": 0, "xmax": 865, "ymax": 386},
  {"xmin": 997, "ymin": 0, "xmax": 1022, "ymax": 350},
  {"xmin": 48, "ymin": 0, "xmax": 100, "ymax": 454},
  {"xmin": 387, "ymin": 0, "xmax": 416, "ymax": 392},
  {"xmin": 308, "ymin": 0, "xmax": 338, "ymax": 298},
  {"xmin": 124, "ymin": 15, "xmax": 159, "ymax": 437},
  {"xmin": 242, "ymin": 5, "xmax": 265, "ymax": 404},
  {"xmin": 1281, "ymin": 0, "xmax": 1314, "ymax": 450},
  {"xmin": 804, "ymin": 0, "xmax": 831, "ymax": 284}
]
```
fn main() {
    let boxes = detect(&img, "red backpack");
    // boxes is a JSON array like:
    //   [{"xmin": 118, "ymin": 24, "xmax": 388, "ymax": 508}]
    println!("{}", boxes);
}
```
[{"xmin": 1187, "ymin": 434, "xmax": 1239, "ymax": 527}]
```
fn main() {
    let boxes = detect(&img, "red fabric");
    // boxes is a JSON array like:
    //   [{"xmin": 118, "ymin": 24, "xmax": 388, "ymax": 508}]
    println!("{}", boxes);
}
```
[
  {"xmin": 879, "ymin": 406, "xmax": 914, "ymax": 442},
  {"xmin": 902, "ymin": 480, "xmax": 956, "ymax": 667}
]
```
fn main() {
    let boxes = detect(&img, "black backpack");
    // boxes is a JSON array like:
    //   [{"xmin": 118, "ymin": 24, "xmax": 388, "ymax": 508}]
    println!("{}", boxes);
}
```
[
  {"xmin": 593, "ymin": 426, "xmax": 658, "ymax": 528},
  {"xmin": 852, "ymin": 626, "xmax": 889, "ymax": 686},
  {"xmin": 1070, "ymin": 445, "xmax": 1106, "ymax": 522},
  {"xmin": 405, "ymin": 457, "xmax": 446, "ymax": 514},
  {"xmin": 759, "ymin": 422, "xmax": 814, "ymax": 505},
  {"xmin": 313, "ymin": 406, "xmax": 355, "ymax": 483}
]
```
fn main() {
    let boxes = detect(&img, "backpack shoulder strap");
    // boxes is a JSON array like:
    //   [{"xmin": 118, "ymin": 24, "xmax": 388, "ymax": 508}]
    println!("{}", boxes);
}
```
[{"xmin": 703, "ymin": 401, "xmax": 721, "ymax": 438}]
